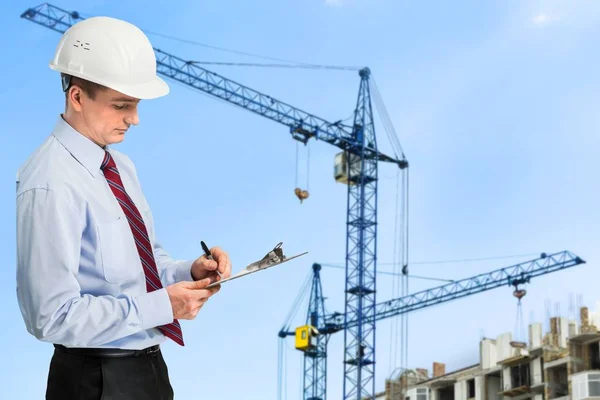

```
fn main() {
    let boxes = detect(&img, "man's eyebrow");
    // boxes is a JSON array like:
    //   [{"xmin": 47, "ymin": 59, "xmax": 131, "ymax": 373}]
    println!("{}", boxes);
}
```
[{"xmin": 110, "ymin": 97, "xmax": 140, "ymax": 103}]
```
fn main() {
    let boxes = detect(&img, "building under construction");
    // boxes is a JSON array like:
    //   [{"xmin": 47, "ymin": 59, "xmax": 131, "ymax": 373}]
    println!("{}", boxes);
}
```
[{"xmin": 377, "ymin": 303, "xmax": 600, "ymax": 400}]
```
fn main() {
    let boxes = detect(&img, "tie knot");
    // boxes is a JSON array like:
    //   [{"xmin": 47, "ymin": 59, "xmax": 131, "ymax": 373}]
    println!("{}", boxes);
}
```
[{"xmin": 100, "ymin": 151, "xmax": 116, "ymax": 171}]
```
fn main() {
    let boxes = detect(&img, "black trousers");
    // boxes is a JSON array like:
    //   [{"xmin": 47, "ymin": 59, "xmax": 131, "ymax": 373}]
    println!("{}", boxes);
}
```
[{"xmin": 45, "ymin": 345, "xmax": 174, "ymax": 400}]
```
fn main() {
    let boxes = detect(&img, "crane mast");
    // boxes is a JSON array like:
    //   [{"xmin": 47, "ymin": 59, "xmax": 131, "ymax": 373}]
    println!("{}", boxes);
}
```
[
  {"xmin": 343, "ymin": 67, "xmax": 379, "ymax": 399},
  {"xmin": 21, "ymin": 3, "xmax": 407, "ymax": 399},
  {"xmin": 297, "ymin": 263, "xmax": 328, "ymax": 400}
]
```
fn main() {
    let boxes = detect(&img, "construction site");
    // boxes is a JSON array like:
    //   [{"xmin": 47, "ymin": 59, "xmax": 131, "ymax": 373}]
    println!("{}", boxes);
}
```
[
  {"xmin": 5, "ymin": 1, "xmax": 597, "ymax": 400},
  {"xmin": 377, "ymin": 302, "xmax": 600, "ymax": 400}
]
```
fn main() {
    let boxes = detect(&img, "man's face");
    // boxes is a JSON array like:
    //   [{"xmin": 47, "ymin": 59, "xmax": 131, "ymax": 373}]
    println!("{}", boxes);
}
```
[{"xmin": 70, "ymin": 86, "xmax": 141, "ymax": 147}]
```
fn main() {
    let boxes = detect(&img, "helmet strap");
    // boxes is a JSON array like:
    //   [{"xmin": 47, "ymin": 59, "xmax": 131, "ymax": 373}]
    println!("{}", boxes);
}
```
[{"xmin": 61, "ymin": 74, "xmax": 72, "ymax": 92}]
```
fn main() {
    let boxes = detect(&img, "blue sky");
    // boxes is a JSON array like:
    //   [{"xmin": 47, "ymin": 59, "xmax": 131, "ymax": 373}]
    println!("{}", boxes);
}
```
[{"xmin": 1, "ymin": 0, "xmax": 599, "ymax": 398}]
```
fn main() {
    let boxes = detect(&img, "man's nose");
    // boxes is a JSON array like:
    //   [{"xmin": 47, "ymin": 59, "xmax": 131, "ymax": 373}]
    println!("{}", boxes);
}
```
[{"xmin": 125, "ymin": 111, "xmax": 139, "ymax": 126}]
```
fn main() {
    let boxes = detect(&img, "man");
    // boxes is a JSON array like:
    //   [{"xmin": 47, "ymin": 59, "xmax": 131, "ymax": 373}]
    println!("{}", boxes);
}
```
[{"xmin": 15, "ymin": 15, "xmax": 231, "ymax": 399}]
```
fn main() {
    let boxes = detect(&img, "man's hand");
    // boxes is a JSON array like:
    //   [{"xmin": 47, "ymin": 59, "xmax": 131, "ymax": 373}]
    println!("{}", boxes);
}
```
[
  {"xmin": 166, "ymin": 278, "xmax": 221, "ymax": 320},
  {"xmin": 191, "ymin": 246, "xmax": 232, "ymax": 283}
]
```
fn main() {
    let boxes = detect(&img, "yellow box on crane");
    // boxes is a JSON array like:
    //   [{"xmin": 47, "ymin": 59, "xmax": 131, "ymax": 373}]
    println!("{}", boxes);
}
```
[{"xmin": 295, "ymin": 325, "xmax": 318, "ymax": 351}]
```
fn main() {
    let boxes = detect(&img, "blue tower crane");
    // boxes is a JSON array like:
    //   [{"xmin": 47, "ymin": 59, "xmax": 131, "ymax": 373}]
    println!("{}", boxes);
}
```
[
  {"xmin": 280, "ymin": 251, "xmax": 585, "ymax": 400},
  {"xmin": 19, "ymin": 4, "xmax": 587, "ymax": 399},
  {"xmin": 21, "ymin": 3, "xmax": 407, "ymax": 399}
]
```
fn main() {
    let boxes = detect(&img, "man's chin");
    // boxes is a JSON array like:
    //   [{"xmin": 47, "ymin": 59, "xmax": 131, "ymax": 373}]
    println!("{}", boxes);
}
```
[{"xmin": 110, "ymin": 132, "xmax": 126, "ymax": 144}]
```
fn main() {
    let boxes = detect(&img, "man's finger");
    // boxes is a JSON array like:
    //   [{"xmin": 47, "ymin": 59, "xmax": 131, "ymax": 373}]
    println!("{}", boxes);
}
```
[
  {"xmin": 219, "ymin": 256, "xmax": 231, "ymax": 278},
  {"xmin": 202, "ymin": 257, "xmax": 218, "ymax": 270},
  {"xmin": 212, "ymin": 248, "xmax": 229, "ymax": 274},
  {"xmin": 225, "ymin": 258, "xmax": 232, "ymax": 277},
  {"xmin": 208, "ymin": 273, "xmax": 221, "ymax": 285},
  {"xmin": 192, "ymin": 285, "xmax": 221, "ymax": 299},
  {"xmin": 188, "ymin": 278, "xmax": 211, "ymax": 289},
  {"xmin": 205, "ymin": 284, "xmax": 221, "ymax": 296},
  {"xmin": 220, "ymin": 256, "xmax": 230, "ymax": 275}
]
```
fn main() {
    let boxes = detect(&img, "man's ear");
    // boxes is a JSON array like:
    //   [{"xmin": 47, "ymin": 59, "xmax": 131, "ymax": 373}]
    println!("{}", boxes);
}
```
[{"xmin": 67, "ymin": 86, "xmax": 83, "ymax": 112}]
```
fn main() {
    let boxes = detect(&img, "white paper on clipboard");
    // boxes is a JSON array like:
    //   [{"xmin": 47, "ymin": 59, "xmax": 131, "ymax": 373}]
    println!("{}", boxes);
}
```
[{"xmin": 206, "ymin": 242, "xmax": 308, "ymax": 288}]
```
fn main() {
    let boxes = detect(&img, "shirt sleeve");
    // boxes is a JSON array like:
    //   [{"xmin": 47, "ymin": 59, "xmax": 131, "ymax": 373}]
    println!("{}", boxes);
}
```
[
  {"xmin": 153, "ymin": 241, "xmax": 195, "ymax": 285},
  {"xmin": 16, "ymin": 186, "xmax": 174, "ymax": 347}
]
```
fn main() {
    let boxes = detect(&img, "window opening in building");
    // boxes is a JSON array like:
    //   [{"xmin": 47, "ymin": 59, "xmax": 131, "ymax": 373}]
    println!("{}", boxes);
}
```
[
  {"xmin": 467, "ymin": 378, "xmax": 475, "ymax": 399},
  {"xmin": 510, "ymin": 363, "xmax": 530, "ymax": 389},
  {"xmin": 590, "ymin": 342, "xmax": 600, "ymax": 370}
]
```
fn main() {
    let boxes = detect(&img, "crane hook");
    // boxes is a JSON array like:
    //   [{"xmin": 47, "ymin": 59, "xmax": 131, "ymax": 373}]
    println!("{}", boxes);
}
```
[
  {"xmin": 513, "ymin": 288, "xmax": 527, "ymax": 301},
  {"xmin": 295, "ymin": 187, "xmax": 309, "ymax": 203}
]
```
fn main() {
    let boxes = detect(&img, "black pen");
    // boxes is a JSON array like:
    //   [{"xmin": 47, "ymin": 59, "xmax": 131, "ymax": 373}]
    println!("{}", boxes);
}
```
[{"xmin": 201, "ymin": 240, "xmax": 222, "ymax": 278}]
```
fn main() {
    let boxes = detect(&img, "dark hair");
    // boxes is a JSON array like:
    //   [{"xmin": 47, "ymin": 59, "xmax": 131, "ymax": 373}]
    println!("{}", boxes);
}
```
[{"xmin": 62, "ymin": 74, "xmax": 108, "ymax": 106}]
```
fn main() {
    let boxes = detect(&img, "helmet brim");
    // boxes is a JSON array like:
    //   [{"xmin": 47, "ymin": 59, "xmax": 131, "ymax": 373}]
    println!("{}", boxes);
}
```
[
  {"xmin": 49, "ymin": 63, "xmax": 170, "ymax": 100},
  {"xmin": 113, "ymin": 75, "xmax": 170, "ymax": 100}
]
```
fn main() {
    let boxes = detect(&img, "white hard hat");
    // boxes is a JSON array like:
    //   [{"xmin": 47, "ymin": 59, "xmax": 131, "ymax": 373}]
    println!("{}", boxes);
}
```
[{"xmin": 49, "ymin": 16, "xmax": 169, "ymax": 99}]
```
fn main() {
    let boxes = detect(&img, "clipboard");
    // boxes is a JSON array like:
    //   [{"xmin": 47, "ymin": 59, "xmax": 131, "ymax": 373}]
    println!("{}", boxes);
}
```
[{"xmin": 206, "ymin": 242, "xmax": 308, "ymax": 288}]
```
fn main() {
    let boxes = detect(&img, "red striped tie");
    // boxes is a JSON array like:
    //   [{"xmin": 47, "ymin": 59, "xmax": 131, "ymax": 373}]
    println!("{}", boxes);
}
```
[{"xmin": 101, "ymin": 151, "xmax": 184, "ymax": 346}]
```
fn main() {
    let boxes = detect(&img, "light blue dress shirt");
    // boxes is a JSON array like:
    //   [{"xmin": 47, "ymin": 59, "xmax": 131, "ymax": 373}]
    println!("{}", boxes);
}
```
[{"xmin": 16, "ymin": 115, "xmax": 194, "ymax": 350}]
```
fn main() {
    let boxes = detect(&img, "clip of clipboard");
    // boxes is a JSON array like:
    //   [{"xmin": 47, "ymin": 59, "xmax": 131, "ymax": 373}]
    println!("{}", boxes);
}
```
[{"xmin": 206, "ymin": 242, "xmax": 308, "ymax": 288}]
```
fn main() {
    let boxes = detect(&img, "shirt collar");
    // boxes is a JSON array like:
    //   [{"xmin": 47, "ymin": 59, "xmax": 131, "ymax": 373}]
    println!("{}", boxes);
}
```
[{"xmin": 52, "ymin": 115, "xmax": 108, "ymax": 178}]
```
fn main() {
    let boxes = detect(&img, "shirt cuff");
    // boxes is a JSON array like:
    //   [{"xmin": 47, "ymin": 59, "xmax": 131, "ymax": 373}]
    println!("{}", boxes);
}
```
[
  {"xmin": 174, "ymin": 260, "xmax": 195, "ymax": 282},
  {"xmin": 136, "ymin": 288, "xmax": 174, "ymax": 331}
]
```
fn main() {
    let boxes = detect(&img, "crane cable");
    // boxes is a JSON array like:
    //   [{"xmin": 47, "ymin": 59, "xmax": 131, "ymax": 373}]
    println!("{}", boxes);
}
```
[
  {"xmin": 320, "ymin": 252, "xmax": 541, "ymax": 267},
  {"xmin": 294, "ymin": 142, "xmax": 310, "ymax": 203},
  {"xmin": 370, "ymin": 73, "xmax": 411, "ymax": 382},
  {"xmin": 144, "ymin": 30, "xmax": 360, "ymax": 71},
  {"xmin": 364, "ymin": 70, "xmax": 410, "ymax": 378},
  {"xmin": 74, "ymin": 10, "xmax": 360, "ymax": 71},
  {"xmin": 370, "ymin": 76, "xmax": 406, "ymax": 161},
  {"xmin": 402, "ymin": 168, "xmax": 410, "ymax": 392},
  {"xmin": 189, "ymin": 60, "xmax": 360, "ymax": 70},
  {"xmin": 319, "ymin": 264, "xmax": 453, "ymax": 282},
  {"xmin": 389, "ymin": 168, "xmax": 401, "ymax": 374},
  {"xmin": 388, "ymin": 167, "xmax": 409, "ymax": 382}
]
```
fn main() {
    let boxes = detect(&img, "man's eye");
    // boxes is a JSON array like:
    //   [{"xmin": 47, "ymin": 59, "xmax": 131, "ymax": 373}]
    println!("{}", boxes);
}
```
[{"xmin": 113, "ymin": 104, "xmax": 127, "ymax": 110}]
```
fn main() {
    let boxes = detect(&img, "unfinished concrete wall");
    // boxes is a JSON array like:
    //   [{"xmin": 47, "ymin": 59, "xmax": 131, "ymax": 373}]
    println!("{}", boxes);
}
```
[
  {"xmin": 480, "ymin": 339, "xmax": 497, "ymax": 369},
  {"xmin": 416, "ymin": 368, "xmax": 429, "ymax": 380},
  {"xmin": 592, "ymin": 301, "xmax": 600, "ymax": 328},
  {"xmin": 582, "ymin": 306, "xmax": 590, "ymax": 327},
  {"xmin": 529, "ymin": 322, "xmax": 543, "ymax": 348},
  {"xmin": 455, "ymin": 380, "xmax": 466, "ymax": 400},
  {"xmin": 559, "ymin": 317, "xmax": 569, "ymax": 347},
  {"xmin": 474, "ymin": 376, "xmax": 484, "ymax": 400},
  {"xmin": 402, "ymin": 370, "xmax": 428, "ymax": 388},
  {"xmin": 544, "ymin": 364, "xmax": 551, "ymax": 400},
  {"xmin": 531, "ymin": 357, "xmax": 543, "ymax": 386},
  {"xmin": 569, "ymin": 320, "xmax": 578, "ymax": 338},
  {"xmin": 385, "ymin": 379, "xmax": 403, "ymax": 400},
  {"xmin": 544, "ymin": 317, "xmax": 561, "ymax": 348},
  {"xmin": 581, "ymin": 307, "xmax": 594, "ymax": 334},
  {"xmin": 496, "ymin": 332, "xmax": 512, "ymax": 362},
  {"xmin": 551, "ymin": 317, "xmax": 560, "ymax": 347},
  {"xmin": 486, "ymin": 376, "xmax": 501, "ymax": 400},
  {"xmin": 581, "ymin": 306, "xmax": 599, "ymax": 334},
  {"xmin": 502, "ymin": 367, "xmax": 511, "ymax": 391}
]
